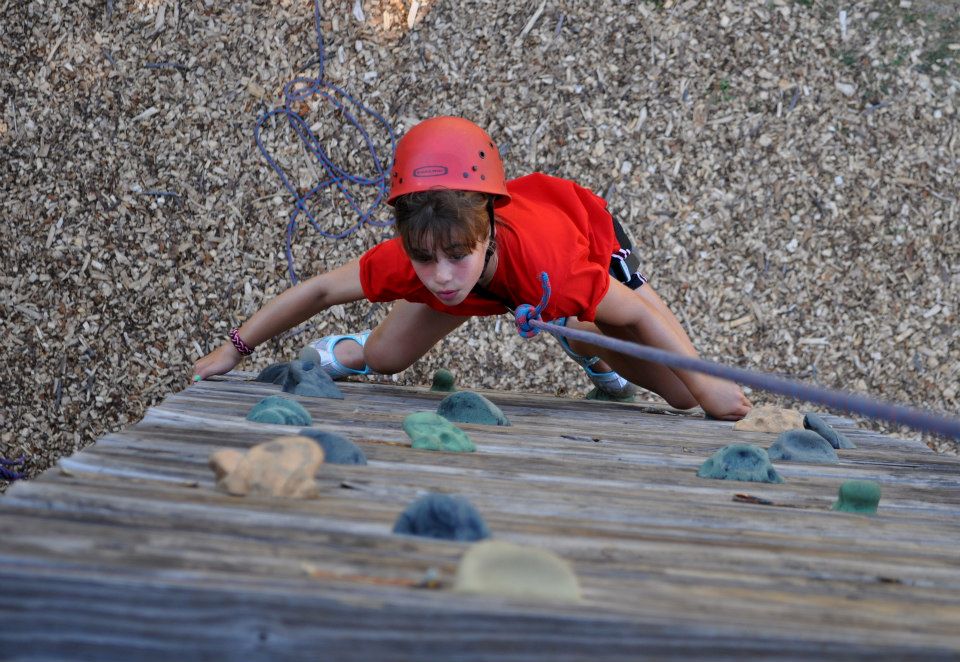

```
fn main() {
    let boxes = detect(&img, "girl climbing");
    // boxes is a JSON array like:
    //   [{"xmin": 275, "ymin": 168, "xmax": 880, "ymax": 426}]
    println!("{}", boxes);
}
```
[{"xmin": 193, "ymin": 116, "xmax": 751, "ymax": 420}]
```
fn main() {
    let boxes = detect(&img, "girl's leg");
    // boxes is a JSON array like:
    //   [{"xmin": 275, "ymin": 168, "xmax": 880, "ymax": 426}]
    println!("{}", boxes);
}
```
[
  {"xmin": 334, "ymin": 301, "xmax": 469, "ymax": 374},
  {"xmin": 565, "ymin": 316, "xmax": 699, "ymax": 409},
  {"xmin": 564, "ymin": 283, "xmax": 699, "ymax": 409}
]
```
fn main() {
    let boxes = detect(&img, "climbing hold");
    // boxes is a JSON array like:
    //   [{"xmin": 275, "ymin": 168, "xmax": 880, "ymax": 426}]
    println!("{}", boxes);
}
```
[
  {"xmin": 430, "ymin": 369, "xmax": 457, "ymax": 392},
  {"xmin": 255, "ymin": 360, "xmax": 344, "ymax": 399},
  {"xmin": 832, "ymin": 480, "xmax": 881, "ymax": 514},
  {"xmin": 403, "ymin": 412, "xmax": 476, "ymax": 452},
  {"xmin": 768, "ymin": 430, "xmax": 839, "ymax": 464},
  {"xmin": 733, "ymin": 405, "xmax": 805, "ymax": 433},
  {"xmin": 454, "ymin": 540, "xmax": 581, "ymax": 602},
  {"xmin": 246, "ymin": 395, "xmax": 313, "ymax": 426},
  {"xmin": 437, "ymin": 391, "xmax": 510, "ymax": 426},
  {"xmin": 585, "ymin": 386, "xmax": 636, "ymax": 403},
  {"xmin": 392, "ymin": 493, "xmax": 490, "ymax": 541},
  {"xmin": 297, "ymin": 428, "xmax": 367, "ymax": 465},
  {"xmin": 804, "ymin": 413, "xmax": 856, "ymax": 449},
  {"xmin": 209, "ymin": 435, "xmax": 324, "ymax": 498},
  {"xmin": 697, "ymin": 443, "xmax": 784, "ymax": 483}
]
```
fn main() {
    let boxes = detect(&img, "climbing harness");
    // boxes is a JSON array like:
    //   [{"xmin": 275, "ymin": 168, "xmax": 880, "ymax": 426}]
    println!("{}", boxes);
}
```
[
  {"xmin": 255, "ymin": 0, "xmax": 396, "ymax": 284},
  {"xmin": 514, "ymin": 272, "xmax": 960, "ymax": 440}
]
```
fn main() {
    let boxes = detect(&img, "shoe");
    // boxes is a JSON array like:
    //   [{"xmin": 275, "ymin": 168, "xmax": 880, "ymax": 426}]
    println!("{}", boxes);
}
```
[
  {"xmin": 548, "ymin": 317, "xmax": 637, "ymax": 399},
  {"xmin": 300, "ymin": 330, "xmax": 373, "ymax": 380}
]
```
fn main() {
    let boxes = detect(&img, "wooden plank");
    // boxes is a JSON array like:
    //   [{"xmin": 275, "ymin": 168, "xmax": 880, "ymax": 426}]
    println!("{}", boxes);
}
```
[{"xmin": 2, "ymin": 376, "xmax": 960, "ymax": 657}]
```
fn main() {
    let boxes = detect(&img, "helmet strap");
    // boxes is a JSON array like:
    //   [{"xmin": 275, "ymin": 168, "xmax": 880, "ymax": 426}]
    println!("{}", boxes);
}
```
[{"xmin": 482, "ymin": 196, "xmax": 496, "ymax": 273}]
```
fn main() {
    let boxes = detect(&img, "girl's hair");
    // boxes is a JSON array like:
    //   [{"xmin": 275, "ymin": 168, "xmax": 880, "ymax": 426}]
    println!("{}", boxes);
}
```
[{"xmin": 393, "ymin": 189, "xmax": 491, "ymax": 257}]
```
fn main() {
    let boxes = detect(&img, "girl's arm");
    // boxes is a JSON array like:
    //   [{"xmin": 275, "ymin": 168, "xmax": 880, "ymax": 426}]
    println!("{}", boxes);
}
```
[
  {"xmin": 593, "ymin": 279, "xmax": 751, "ymax": 420},
  {"xmin": 192, "ymin": 259, "xmax": 365, "ymax": 380}
]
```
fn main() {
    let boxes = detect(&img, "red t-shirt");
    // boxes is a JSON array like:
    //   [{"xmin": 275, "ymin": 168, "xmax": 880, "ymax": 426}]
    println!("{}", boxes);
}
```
[{"xmin": 358, "ymin": 173, "xmax": 619, "ymax": 322}]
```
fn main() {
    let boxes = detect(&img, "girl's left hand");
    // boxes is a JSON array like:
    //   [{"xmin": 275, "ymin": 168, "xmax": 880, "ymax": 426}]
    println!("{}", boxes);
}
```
[{"xmin": 697, "ymin": 378, "xmax": 753, "ymax": 421}]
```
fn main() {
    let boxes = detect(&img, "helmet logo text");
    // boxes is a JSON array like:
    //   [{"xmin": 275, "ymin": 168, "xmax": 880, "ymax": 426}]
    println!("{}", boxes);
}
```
[{"xmin": 413, "ymin": 166, "xmax": 449, "ymax": 177}]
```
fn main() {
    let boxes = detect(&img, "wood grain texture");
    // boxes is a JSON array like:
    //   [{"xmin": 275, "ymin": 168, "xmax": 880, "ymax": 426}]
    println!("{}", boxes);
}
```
[{"xmin": 2, "ymin": 373, "xmax": 959, "ymax": 659}]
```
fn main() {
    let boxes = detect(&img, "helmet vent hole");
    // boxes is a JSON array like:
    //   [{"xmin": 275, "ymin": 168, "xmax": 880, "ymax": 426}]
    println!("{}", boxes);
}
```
[
  {"xmin": 480, "ymin": 175, "xmax": 486, "ymax": 181},
  {"xmin": 479, "ymin": 150, "xmax": 486, "ymax": 159},
  {"xmin": 472, "ymin": 165, "xmax": 478, "ymax": 171},
  {"xmin": 399, "ymin": 178, "xmax": 403, "ymax": 184},
  {"xmin": 462, "ymin": 172, "xmax": 469, "ymax": 178}
]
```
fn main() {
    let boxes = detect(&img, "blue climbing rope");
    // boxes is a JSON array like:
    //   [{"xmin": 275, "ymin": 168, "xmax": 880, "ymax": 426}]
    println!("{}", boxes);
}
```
[
  {"xmin": 514, "ymin": 272, "xmax": 960, "ymax": 440},
  {"xmin": 254, "ymin": 0, "xmax": 396, "ymax": 284},
  {"xmin": 514, "ymin": 272, "xmax": 551, "ymax": 338},
  {"xmin": 0, "ymin": 456, "xmax": 25, "ymax": 482}
]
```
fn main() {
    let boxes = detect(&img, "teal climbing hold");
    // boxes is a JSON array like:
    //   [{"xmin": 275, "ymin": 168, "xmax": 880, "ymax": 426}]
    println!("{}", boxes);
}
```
[
  {"xmin": 804, "ymin": 413, "xmax": 856, "ymax": 449},
  {"xmin": 768, "ymin": 430, "xmax": 839, "ymax": 464},
  {"xmin": 403, "ymin": 412, "xmax": 476, "ymax": 452},
  {"xmin": 430, "ymin": 369, "xmax": 457, "ymax": 393},
  {"xmin": 246, "ymin": 395, "xmax": 312, "ymax": 426},
  {"xmin": 437, "ymin": 391, "xmax": 510, "ymax": 426},
  {"xmin": 697, "ymin": 443, "xmax": 784, "ymax": 483},
  {"xmin": 832, "ymin": 480, "xmax": 881, "ymax": 514}
]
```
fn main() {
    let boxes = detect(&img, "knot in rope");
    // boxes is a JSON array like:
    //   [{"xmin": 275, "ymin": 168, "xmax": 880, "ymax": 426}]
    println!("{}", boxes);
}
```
[
  {"xmin": 514, "ymin": 272, "xmax": 552, "ymax": 338},
  {"xmin": 255, "ymin": 0, "xmax": 396, "ymax": 284}
]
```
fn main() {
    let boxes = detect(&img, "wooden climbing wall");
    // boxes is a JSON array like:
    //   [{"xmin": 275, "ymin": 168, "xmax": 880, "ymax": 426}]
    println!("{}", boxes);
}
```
[{"xmin": 2, "ymin": 374, "xmax": 960, "ymax": 659}]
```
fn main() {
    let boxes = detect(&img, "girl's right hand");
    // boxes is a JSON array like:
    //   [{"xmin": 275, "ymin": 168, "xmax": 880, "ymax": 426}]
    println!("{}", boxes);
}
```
[{"xmin": 192, "ymin": 342, "xmax": 243, "ymax": 381}]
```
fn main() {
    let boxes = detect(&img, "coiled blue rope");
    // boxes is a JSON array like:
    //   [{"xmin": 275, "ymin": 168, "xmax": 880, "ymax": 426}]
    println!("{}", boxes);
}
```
[
  {"xmin": 1, "ymin": 456, "xmax": 25, "ymax": 482},
  {"xmin": 254, "ymin": 0, "xmax": 396, "ymax": 284},
  {"xmin": 514, "ymin": 273, "xmax": 960, "ymax": 440}
]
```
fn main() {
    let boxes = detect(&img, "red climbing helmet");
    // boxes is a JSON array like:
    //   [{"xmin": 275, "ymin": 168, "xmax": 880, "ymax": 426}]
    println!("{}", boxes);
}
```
[{"xmin": 387, "ymin": 116, "xmax": 510, "ymax": 206}]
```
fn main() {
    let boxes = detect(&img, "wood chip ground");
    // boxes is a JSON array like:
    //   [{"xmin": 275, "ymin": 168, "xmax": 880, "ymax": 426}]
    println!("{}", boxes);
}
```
[{"xmin": 1, "ymin": 0, "xmax": 958, "ymax": 486}]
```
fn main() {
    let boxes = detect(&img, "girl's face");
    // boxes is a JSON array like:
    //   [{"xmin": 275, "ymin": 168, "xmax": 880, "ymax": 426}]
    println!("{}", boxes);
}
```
[{"xmin": 407, "ymin": 237, "xmax": 488, "ymax": 307}]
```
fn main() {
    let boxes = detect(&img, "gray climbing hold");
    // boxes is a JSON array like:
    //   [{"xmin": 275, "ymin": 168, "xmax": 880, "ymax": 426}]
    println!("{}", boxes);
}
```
[
  {"xmin": 832, "ymin": 480, "xmax": 880, "ymax": 514},
  {"xmin": 246, "ymin": 395, "xmax": 312, "ymax": 426},
  {"xmin": 804, "ymin": 413, "xmax": 856, "ymax": 449},
  {"xmin": 437, "ymin": 391, "xmax": 510, "ymax": 426},
  {"xmin": 403, "ymin": 412, "xmax": 476, "ymax": 452},
  {"xmin": 768, "ymin": 430, "xmax": 839, "ymax": 464},
  {"xmin": 431, "ymin": 369, "xmax": 457, "ymax": 392},
  {"xmin": 697, "ymin": 443, "xmax": 784, "ymax": 483},
  {"xmin": 585, "ymin": 386, "xmax": 636, "ymax": 403},
  {"xmin": 297, "ymin": 428, "xmax": 367, "ymax": 465},
  {"xmin": 255, "ymin": 360, "xmax": 344, "ymax": 399},
  {"xmin": 392, "ymin": 493, "xmax": 490, "ymax": 541},
  {"xmin": 255, "ymin": 363, "xmax": 288, "ymax": 385}
]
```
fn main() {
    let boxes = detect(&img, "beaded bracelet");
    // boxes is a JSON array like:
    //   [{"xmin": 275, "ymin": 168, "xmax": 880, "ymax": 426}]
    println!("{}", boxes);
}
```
[{"xmin": 229, "ymin": 328, "xmax": 255, "ymax": 356}]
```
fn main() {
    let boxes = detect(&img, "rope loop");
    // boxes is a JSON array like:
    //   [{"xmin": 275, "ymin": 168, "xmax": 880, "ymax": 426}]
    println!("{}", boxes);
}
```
[
  {"xmin": 0, "ymin": 455, "xmax": 26, "ymax": 482},
  {"xmin": 255, "ymin": 0, "xmax": 396, "ymax": 284},
  {"xmin": 514, "ymin": 272, "xmax": 552, "ymax": 338}
]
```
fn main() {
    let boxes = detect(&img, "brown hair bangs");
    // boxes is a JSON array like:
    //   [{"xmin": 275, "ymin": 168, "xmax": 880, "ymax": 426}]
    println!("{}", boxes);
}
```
[{"xmin": 393, "ymin": 189, "xmax": 491, "ymax": 258}]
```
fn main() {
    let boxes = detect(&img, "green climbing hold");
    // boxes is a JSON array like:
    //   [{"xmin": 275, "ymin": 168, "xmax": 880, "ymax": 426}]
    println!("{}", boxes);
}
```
[
  {"xmin": 585, "ymin": 386, "xmax": 636, "ymax": 403},
  {"xmin": 246, "ymin": 395, "xmax": 312, "ymax": 426},
  {"xmin": 403, "ymin": 412, "xmax": 476, "ymax": 452},
  {"xmin": 697, "ymin": 443, "xmax": 784, "ymax": 483},
  {"xmin": 430, "ymin": 369, "xmax": 457, "ymax": 392},
  {"xmin": 437, "ymin": 391, "xmax": 510, "ymax": 426},
  {"xmin": 832, "ymin": 480, "xmax": 880, "ymax": 515}
]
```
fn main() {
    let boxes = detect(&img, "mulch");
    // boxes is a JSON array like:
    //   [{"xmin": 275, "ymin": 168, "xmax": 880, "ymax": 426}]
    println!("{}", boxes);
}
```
[{"xmin": 2, "ymin": 0, "xmax": 957, "ymax": 487}]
